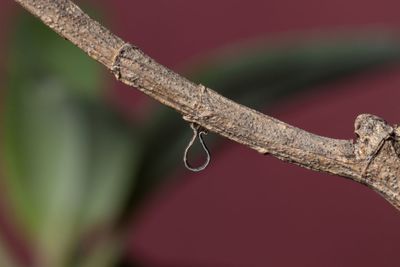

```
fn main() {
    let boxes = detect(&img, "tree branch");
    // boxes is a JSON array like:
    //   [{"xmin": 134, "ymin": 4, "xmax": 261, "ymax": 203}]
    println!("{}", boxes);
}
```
[{"xmin": 13, "ymin": 0, "xmax": 400, "ymax": 210}]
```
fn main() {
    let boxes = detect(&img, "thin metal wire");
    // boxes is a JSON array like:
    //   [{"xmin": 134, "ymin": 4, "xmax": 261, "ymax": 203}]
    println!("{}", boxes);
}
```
[{"xmin": 183, "ymin": 123, "xmax": 211, "ymax": 172}]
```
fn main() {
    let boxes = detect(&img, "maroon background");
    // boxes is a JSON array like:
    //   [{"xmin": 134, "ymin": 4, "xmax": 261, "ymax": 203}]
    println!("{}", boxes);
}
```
[{"xmin": 3, "ymin": 0, "xmax": 400, "ymax": 266}]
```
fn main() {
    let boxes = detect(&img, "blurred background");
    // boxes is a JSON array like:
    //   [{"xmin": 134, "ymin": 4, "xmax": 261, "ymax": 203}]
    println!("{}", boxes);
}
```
[{"xmin": 2, "ymin": 0, "xmax": 400, "ymax": 266}]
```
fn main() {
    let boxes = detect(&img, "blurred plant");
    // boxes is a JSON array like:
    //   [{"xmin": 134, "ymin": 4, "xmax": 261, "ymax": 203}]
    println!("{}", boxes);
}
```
[
  {"xmin": 3, "ymin": 12, "xmax": 138, "ymax": 267},
  {"xmin": 2, "ymin": 8, "xmax": 400, "ymax": 267}
]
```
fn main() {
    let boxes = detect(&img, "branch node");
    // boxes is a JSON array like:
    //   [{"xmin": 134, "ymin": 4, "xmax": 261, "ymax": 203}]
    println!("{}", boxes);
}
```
[
  {"xmin": 111, "ymin": 43, "xmax": 136, "ymax": 80},
  {"xmin": 354, "ymin": 114, "xmax": 397, "ymax": 177},
  {"xmin": 182, "ymin": 84, "xmax": 213, "ymax": 124}
]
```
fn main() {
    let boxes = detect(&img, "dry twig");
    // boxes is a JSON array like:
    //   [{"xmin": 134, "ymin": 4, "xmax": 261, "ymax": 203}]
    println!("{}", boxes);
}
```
[{"xmin": 13, "ymin": 0, "xmax": 400, "ymax": 210}]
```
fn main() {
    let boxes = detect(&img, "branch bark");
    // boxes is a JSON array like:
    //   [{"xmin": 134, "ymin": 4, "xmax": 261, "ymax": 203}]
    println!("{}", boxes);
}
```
[{"xmin": 13, "ymin": 0, "xmax": 400, "ymax": 210}]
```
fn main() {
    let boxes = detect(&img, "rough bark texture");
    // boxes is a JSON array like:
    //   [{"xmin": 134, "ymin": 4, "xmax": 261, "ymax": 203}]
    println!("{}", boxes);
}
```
[{"xmin": 13, "ymin": 0, "xmax": 400, "ymax": 211}]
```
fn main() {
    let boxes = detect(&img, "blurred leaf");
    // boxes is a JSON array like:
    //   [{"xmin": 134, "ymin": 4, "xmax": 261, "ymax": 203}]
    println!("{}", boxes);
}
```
[
  {"xmin": 78, "ymin": 102, "xmax": 139, "ymax": 231},
  {"xmin": 7, "ymin": 12, "xmax": 103, "ymax": 99},
  {"xmin": 188, "ymin": 34, "xmax": 400, "ymax": 108},
  {"xmin": 124, "ymin": 34, "xmax": 400, "ymax": 213},
  {"xmin": 3, "ymin": 12, "xmax": 138, "ymax": 267}
]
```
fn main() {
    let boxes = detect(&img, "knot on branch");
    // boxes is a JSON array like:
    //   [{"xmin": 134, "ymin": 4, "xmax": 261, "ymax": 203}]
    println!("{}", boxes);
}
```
[
  {"xmin": 111, "ymin": 43, "xmax": 140, "ymax": 83},
  {"xmin": 354, "ymin": 114, "xmax": 394, "ymax": 161},
  {"xmin": 354, "ymin": 114, "xmax": 400, "ymax": 208}
]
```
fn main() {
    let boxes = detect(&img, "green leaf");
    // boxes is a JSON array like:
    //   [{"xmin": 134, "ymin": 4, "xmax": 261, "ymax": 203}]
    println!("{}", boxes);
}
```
[
  {"xmin": 77, "ymin": 102, "xmax": 139, "ymax": 230},
  {"xmin": 7, "ymin": 11, "xmax": 104, "ymax": 99}
]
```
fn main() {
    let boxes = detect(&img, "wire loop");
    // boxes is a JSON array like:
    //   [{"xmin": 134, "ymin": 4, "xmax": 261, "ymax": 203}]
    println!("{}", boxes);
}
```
[{"xmin": 183, "ymin": 123, "xmax": 211, "ymax": 172}]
